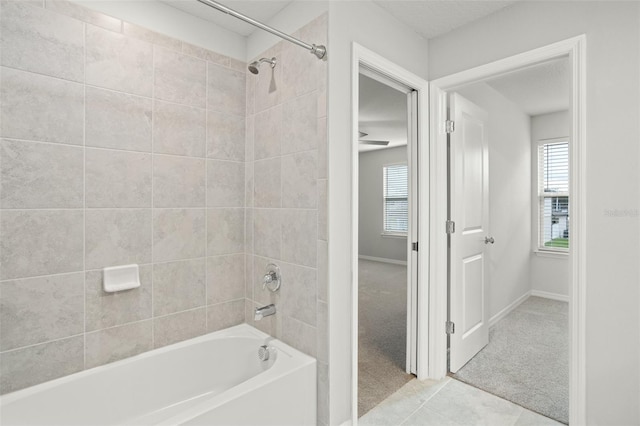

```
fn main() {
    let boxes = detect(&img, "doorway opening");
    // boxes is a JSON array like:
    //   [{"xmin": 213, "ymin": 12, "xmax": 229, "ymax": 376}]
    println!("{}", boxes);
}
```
[
  {"xmin": 446, "ymin": 57, "xmax": 572, "ymax": 424},
  {"xmin": 350, "ymin": 44, "xmax": 430, "ymax": 422},
  {"xmin": 429, "ymin": 36, "xmax": 586, "ymax": 425},
  {"xmin": 357, "ymin": 70, "xmax": 414, "ymax": 416}
]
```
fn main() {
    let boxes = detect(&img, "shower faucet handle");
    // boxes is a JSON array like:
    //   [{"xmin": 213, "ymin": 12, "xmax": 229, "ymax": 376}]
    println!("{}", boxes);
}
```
[{"xmin": 262, "ymin": 263, "xmax": 281, "ymax": 292}]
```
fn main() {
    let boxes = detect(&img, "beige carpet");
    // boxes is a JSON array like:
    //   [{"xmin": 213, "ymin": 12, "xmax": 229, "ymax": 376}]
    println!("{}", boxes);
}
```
[
  {"xmin": 358, "ymin": 259, "xmax": 414, "ymax": 417},
  {"xmin": 453, "ymin": 296, "xmax": 569, "ymax": 424}
]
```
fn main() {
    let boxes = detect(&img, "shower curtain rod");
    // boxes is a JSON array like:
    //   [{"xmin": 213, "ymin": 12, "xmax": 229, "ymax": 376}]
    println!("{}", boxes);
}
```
[{"xmin": 197, "ymin": 0, "xmax": 327, "ymax": 59}]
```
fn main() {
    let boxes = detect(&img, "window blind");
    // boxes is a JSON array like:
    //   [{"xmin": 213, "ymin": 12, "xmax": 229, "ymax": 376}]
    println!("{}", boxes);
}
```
[
  {"xmin": 538, "ymin": 142, "xmax": 569, "ymax": 250},
  {"xmin": 383, "ymin": 164, "xmax": 408, "ymax": 234}
]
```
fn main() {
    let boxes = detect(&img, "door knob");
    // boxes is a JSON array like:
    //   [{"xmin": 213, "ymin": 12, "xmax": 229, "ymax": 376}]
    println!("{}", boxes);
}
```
[{"xmin": 484, "ymin": 236, "xmax": 495, "ymax": 244}]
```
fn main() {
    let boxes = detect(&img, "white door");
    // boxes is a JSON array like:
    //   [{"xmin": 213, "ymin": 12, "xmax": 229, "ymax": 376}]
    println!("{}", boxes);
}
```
[{"xmin": 448, "ymin": 93, "xmax": 491, "ymax": 373}]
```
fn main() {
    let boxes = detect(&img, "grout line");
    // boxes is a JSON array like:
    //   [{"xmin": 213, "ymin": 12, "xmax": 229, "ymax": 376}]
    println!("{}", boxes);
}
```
[
  {"xmin": 0, "ymin": 332, "xmax": 86, "ymax": 355},
  {"xmin": 82, "ymin": 21, "xmax": 87, "ymax": 371},
  {"xmin": 151, "ymin": 44, "xmax": 156, "ymax": 349},
  {"xmin": 205, "ymin": 60, "xmax": 209, "ymax": 332},
  {"xmin": 397, "ymin": 378, "xmax": 452, "ymax": 426}
]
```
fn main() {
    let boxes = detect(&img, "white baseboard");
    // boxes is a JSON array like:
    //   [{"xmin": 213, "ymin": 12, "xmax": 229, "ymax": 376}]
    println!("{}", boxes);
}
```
[
  {"xmin": 358, "ymin": 255, "xmax": 407, "ymax": 266},
  {"xmin": 489, "ymin": 291, "xmax": 531, "ymax": 327},
  {"xmin": 530, "ymin": 290, "xmax": 569, "ymax": 303}
]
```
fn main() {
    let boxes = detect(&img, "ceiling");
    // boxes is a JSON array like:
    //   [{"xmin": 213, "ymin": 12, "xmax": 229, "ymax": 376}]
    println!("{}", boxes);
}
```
[
  {"xmin": 358, "ymin": 74, "xmax": 408, "ymax": 153},
  {"xmin": 373, "ymin": 0, "xmax": 517, "ymax": 40},
  {"xmin": 163, "ymin": 0, "xmax": 519, "ymax": 40},
  {"xmin": 162, "ymin": 0, "xmax": 291, "ymax": 36},
  {"xmin": 484, "ymin": 57, "xmax": 571, "ymax": 116}
]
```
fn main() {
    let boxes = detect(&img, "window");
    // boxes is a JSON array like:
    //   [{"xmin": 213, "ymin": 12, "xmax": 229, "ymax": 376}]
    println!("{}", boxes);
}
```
[
  {"xmin": 383, "ymin": 163, "xmax": 408, "ymax": 235},
  {"xmin": 538, "ymin": 141, "xmax": 569, "ymax": 251}
]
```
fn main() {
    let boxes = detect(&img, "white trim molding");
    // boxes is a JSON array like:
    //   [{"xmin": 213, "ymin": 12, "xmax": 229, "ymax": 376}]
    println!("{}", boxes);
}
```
[
  {"xmin": 489, "ymin": 292, "xmax": 531, "ymax": 327},
  {"xmin": 428, "ymin": 35, "xmax": 587, "ymax": 425},
  {"xmin": 531, "ymin": 290, "xmax": 570, "ymax": 303},
  {"xmin": 358, "ymin": 255, "xmax": 408, "ymax": 266}
]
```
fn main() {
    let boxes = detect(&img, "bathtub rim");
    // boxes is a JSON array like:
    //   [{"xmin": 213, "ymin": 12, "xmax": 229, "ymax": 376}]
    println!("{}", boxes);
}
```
[{"xmin": 0, "ymin": 323, "xmax": 315, "ymax": 406}]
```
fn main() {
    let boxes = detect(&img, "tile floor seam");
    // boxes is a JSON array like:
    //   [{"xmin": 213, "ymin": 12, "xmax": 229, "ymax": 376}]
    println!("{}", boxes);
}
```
[{"xmin": 397, "ymin": 378, "xmax": 453, "ymax": 426}]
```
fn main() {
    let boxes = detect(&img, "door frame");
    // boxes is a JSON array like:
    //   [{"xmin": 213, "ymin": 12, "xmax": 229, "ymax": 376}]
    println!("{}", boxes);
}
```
[
  {"xmin": 428, "ymin": 35, "xmax": 587, "ymax": 424},
  {"xmin": 350, "ymin": 42, "xmax": 430, "ymax": 423}
]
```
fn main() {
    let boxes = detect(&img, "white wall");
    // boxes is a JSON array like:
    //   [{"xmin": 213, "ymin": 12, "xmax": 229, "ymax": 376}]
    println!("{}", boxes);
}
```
[
  {"xmin": 457, "ymin": 83, "xmax": 531, "ymax": 320},
  {"xmin": 530, "ymin": 111, "xmax": 570, "ymax": 298},
  {"xmin": 71, "ymin": 0, "xmax": 246, "ymax": 59},
  {"xmin": 246, "ymin": 1, "xmax": 328, "ymax": 61},
  {"xmin": 327, "ymin": 2, "xmax": 428, "ymax": 423},
  {"xmin": 358, "ymin": 146, "xmax": 408, "ymax": 262},
  {"xmin": 429, "ymin": 2, "xmax": 640, "ymax": 423}
]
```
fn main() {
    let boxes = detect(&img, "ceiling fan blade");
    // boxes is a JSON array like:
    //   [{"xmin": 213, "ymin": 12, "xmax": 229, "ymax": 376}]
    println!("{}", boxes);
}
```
[{"xmin": 359, "ymin": 140, "xmax": 390, "ymax": 146}]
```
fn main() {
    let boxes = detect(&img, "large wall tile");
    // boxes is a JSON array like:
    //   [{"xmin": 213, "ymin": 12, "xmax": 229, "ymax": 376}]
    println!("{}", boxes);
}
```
[
  {"xmin": 318, "ymin": 117, "xmax": 328, "ymax": 178},
  {"xmin": 153, "ymin": 259, "xmax": 206, "ymax": 316},
  {"xmin": 0, "ymin": 336, "xmax": 83, "ymax": 394},
  {"xmin": 153, "ymin": 209, "xmax": 206, "ymax": 262},
  {"xmin": 207, "ymin": 208, "xmax": 244, "ymax": 255},
  {"xmin": 281, "ymin": 92, "xmax": 318, "ymax": 155},
  {"xmin": 316, "ymin": 301, "xmax": 328, "ymax": 363},
  {"xmin": 86, "ymin": 148, "xmax": 152, "ymax": 208},
  {"xmin": 123, "ymin": 23, "xmax": 182, "ymax": 51},
  {"xmin": 282, "ymin": 151, "xmax": 317, "ymax": 208},
  {"xmin": 0, "ymin": 210, "xmax": 83, "ymax": 280},
  {"xmin": 0, "ymin": 273, "xmax": 84, "ymax": 351},
  {"xmin": 86, "ymin": 25, "xmax": 153, "ymax": 97},
  {"xmin": 254, "ymin": 157, "xmax": 281, "ymax": 208},
  {"xmin": 206, "ymin": 111, "xmax": 245, "ymax": 161},
  {"xmin": 281, "ymin": 209, "xmax": 317, "ymax": 268},
  {"xmin": 0, "ymin": 67, "xmax": 83, "ymax": 145},
  {"xmin": 207, "ymin": 254, "xmax": 244, "ymax": 305},
  {"xmin": 154, "ymin": 47, "xmax": 206, "ymax": 108},
  {"xmin": 254, "ymin": 209, "xmax": 282, "ymax": 260},
  {"xmin": 245, "ymin": 208, "xmax": 254, "ymax": 254},
  {"xmin": 153, "ymin": 101, "xmax": 205, "ymax": 157},
  {"xmin": 207, "ymin": 160, "xmax": 244, "ymax": 208},
  {"xmin": 245, "ymin": 162, "xmax": 254, "ymax": 209},
  {"xmin": 85, "ymin": 87, "xmax": 152, "ymax": 152},
  {"xmin": 207, "ymin": 63, "xmax": 245, "ymax": 117},
  {"xmin": 318, "ymin": 179, "xmax": 327, "ymax": 241},
  {"xmin": 281, "ymin": 29, "xmax": 322, "ymax": 101},
  {"xmin": 1, "ymin": 1, "xmax": 84, "ymax": 81},
  {"xmin": 279, "ymin": 262, "xmax": 317, "ymax": 327},
  {"xmin": 85, "ymin": 320, "xmax": 153, "ymax": 369},
  {"xmin": 282, "ymin": 316, "xmax": 316, "ymax": 357},
  {"xmin": 153, "ymin": 308, "xmax": 206, "ymax": 348},
  {"xmin": 253, "ymin": 105, "xmax": 281, "ymax": 160},
  {"xmin": 245, "ymin": 115, "xmax": 255, "ymax": 163},
  {"xmin": 207, "ymin": 299, "xmax": 244, "ymax": 332},
  {"xmin": 85, "ymin": 209, "xmax": 152, "ymax": 269},
  {"xmin": 317, "ymin": 240, "xmax": 328, "ymax": 302},
  {"xmin": 85, "ymin": 265, "xmax": 152, "ymax": 332},
  {"xmin": 1, "ymin": 139, "xmax": 83, "ymax": 208},
  {"xmin": 153, "ymin": 155, "xmax": 206, "ymax": 208},
  {"xmin": 44, "ymin": 0, "xmax": 122, "ymax": 32}
]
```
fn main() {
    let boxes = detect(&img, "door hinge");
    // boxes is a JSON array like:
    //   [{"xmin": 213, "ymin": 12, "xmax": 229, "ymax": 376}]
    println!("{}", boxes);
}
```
[
  {"xmin": 445, "ymin": 120, "xmax": 455, "ymax": 133},
  {"xmin": 412, "ymin": 241, "xmax": 418, "ymax": 252},
  {"xmin": 446, "ymin": 321, "xmax": 455, "ymax": 335},
  {"xmin": 446, "ymin": 220, "xmax": 455, "ymax": 234}
]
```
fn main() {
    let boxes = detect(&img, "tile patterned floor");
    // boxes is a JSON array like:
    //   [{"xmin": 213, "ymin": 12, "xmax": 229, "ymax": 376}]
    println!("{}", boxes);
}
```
[{"xmin": 359, "ymin": 377, "xmax": 564, "ymax": 426}]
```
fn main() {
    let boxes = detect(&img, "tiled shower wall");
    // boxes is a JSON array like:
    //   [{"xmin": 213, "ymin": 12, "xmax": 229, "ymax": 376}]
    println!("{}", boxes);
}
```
[
  {"xmin": 243, "ymin": 14, "xmax": 329, "ymax": 426},
  {"xmin": 0, "ymin": 1, "xmax": 248, "ymax": 393}
]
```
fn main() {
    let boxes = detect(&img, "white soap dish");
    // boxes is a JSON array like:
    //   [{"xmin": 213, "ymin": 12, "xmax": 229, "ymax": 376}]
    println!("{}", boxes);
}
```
[{"xmin": 103, "ymin": 264, "xmax": 140, "ymax": 293}]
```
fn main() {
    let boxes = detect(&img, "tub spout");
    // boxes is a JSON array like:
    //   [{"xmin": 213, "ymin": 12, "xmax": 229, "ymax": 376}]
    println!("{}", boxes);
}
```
[{"xmin": 254, "ymin": 304, "xmax": 276, "ymax": 321}]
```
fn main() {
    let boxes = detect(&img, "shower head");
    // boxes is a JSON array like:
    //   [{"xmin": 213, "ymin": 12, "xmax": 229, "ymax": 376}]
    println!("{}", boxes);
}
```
[{"xmin": 248, "ymin": 57, "xmax": 277, "ymax": 74}]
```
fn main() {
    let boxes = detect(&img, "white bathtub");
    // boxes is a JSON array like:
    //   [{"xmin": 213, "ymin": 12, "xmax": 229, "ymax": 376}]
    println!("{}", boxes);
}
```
[{"xmin": 0, "ymin": 324, "xmax": 316, "ymax": 425}]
